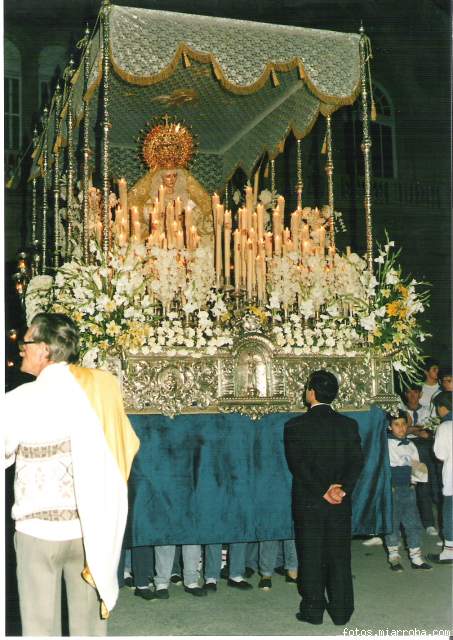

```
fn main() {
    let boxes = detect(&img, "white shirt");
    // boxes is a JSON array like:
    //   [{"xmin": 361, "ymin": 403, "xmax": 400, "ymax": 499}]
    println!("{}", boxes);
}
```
[
  {"xmin": 420, "ymin": 383, "xmax": 440, "ymax": 409},
  {"xmin": 4, "ymin": 363, "xmax": 82, "ymax": 541},
  {"xmin": 434, "ymin": 419, "xmax": 452, "ymax": 496}
]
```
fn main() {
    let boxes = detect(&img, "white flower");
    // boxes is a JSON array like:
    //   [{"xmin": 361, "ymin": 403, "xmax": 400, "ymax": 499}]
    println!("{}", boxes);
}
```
[
  {"xmin": 374, "ymin": 255, "xmax": 385, "ymax": 264},
  {"xmin": 360, "ymin": 313, "xmax": 376, "ymax": 332}
]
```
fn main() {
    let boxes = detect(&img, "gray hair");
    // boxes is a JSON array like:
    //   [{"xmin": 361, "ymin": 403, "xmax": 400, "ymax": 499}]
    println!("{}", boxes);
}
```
[{"xmin": 30, "ymin": 313, "xmax": 80, "ymax": 363}]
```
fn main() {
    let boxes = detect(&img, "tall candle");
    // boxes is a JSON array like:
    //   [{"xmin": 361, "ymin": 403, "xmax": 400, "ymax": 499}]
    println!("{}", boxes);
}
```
[
  {"xmin": 265, "ymin": 232, "xmax": 273, "ymax": 258},
  {"xmin": 175, "ymin": 196, "xmax": 182, "ymax": 219},
  {"xmin": 274, "ymin": 234, "xmax": 281, "ymax": 257},
  {"xmin": 224, "ymin": 210, "xmax": 232, "ymax": 285},
  {"xmin": 319, "ymin": 225, "xmax": 326, "ymax": 255},
  {"xmin": 257, "ymin": 204, "xmax": 264, "ymax": 239},
  {"xmin": 158, "ymin": 184, "xmax": 165, "ymax": 213},
  {"xmin": 272, "ymin": 209, "xmax": 280, "ymax": 235},
  {"xmin": 234, "ymin": 229, "xmax": 241, "ymax": 291},
  {"xmin": 118, "ymin": 178, "xmax": 128, "ymax": 216},
  {"xmin": 245, "ymin": 185, "xmax": 253, "ymax": 213},
  {"xmin": 247, "ymin": 240, "xmax": 253, "ymax": 299}
]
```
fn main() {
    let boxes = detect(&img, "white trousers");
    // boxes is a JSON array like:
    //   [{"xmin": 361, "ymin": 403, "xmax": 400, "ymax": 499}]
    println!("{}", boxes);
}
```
[{"xmin": 15, "ymin": 531, "xmax": 107, "ymax": 636}]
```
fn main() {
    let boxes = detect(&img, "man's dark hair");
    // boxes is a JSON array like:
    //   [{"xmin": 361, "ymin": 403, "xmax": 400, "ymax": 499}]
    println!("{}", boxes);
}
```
[
  {"xmin": 307, "ymin": 370, "xmax": 339, "ymax": 404},
  {"xmin": 423, "ymin": 357, "xmax": 440, "ymax": 372},
  {"xmin": 433, "ymin": 391, "xmax": 452, "ymax": 413},
  {"xmin": 439, "ymin": 367, "xmax": 452, "ymax": 380},
  {"xmin": 30, "ymin": 313, "xmax": 80, "ymax": 363}
]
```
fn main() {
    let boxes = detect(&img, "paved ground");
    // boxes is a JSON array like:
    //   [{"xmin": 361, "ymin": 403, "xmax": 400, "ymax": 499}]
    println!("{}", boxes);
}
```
[{"xmin": 106, "ymin": 535, "xmax": 452, "ymax": 637}]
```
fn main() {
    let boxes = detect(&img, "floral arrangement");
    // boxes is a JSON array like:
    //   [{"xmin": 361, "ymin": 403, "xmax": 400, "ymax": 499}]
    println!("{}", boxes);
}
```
[{"xmin": 24, "ymin": 234, "xmax": 429, "ymax": 381}]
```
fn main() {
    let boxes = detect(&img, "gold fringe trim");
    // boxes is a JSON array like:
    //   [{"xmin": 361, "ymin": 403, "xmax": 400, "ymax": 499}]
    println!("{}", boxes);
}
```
[
  {"xmin": 271, "ymin": 69, "xmax": 280, "ymax": 87},
  {"xmin": 182, "ymin": 49, "xmax": 191, "ymax": 68},
  {"xmin": 109, "ymin": 43, "xmax": 360, "ymax": 106},
  {"xmin": 321, "ymin": 132, "xmax": 327, "ymax": 155},
  {"xmin": 82, "ymin": 566, "xmax": 110, "ymax": 620},
  {"xmin": 371, "ymin": 99, "xmax": 377, "ymax": 121}
]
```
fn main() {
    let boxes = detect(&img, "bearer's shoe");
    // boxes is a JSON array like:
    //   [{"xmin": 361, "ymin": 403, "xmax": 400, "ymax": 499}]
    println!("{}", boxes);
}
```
[
  {"xmin": 410, "ymin": 561, "xmax": 432, "ymax": 570},
  {"xmin": 244, "ymin": 567, "xmax": 255, "ymax": 578},
  {"xmin": 227, "ymin": 578, "xmax": 253, "ymax": 590},
  {"xmin": 389, "ymin": 560, "xmax": 404, "ymax": 572},
  {"xmin": 204, "ymin": 582, "xmax": 217, "ymax": 592},
  {"xmin": 426, "ymin": 526, "xmax": 438, "ymax": 536},
  {"xmin": 258, "ymin": 577, "xmax": 272, "ymax": 590},
  {"xmin": 170, "ymin": 574, "xmax": 183, "ymax": 585},
  {"xmin": 154, "ymin": 588, "xmax": 170, "ymax": 599},
  {"xmin": 296, "ymin": 612, "xmax": 323, "ymax": 625},
  {"xmin": 285, "ymin": 573, "xmax": 298, "ymax": 584},
  {"xmin": 362, "ymin": 536, "xmax": 383, "ymax": 546},
  {"xmin": 184, "ymin": 585, "xmax": 207, "ymax": 597},
  {"xmin": 134, "ymin": 587, "xmax": 156, "ymax": 600}
]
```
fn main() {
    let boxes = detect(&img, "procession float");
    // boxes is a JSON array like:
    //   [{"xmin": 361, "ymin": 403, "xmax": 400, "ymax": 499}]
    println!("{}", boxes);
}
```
[{"xmin": 12, "ymin": 2, "xmax": 431, "ymax": 540}]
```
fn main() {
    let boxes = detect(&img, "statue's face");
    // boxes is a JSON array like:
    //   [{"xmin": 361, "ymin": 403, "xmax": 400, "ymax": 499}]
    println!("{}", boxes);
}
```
[{"xmin": 162, "ymin": 171, "xmax": 177, "ymax": 191}]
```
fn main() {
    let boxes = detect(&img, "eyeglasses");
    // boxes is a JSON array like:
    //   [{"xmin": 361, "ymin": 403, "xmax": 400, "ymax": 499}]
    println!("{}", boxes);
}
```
[{"xmin": 18, "ymin": 340, "xmax": 39, "ymax": 350}]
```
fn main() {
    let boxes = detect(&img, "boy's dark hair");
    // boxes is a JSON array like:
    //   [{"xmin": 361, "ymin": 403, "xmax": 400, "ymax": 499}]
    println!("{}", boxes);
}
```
[
  {"xmin": 403, "ymin": 383, "xmax": 422, "ymax": 394},
  {"xmin": 30, "ymin": 313, "xmax": 80, "ymax": 364},
  {"xmin": 423, "ymin": 357, "xmax": 440, "ymax": 372},
  {"xmin": 307, "ymin": 370, "xmax": 339, "ymax": 404},
  {"xmin": 386, "ymin": 409, "xmax": 408, "ymax": 428},
  {"xmin": 439, "ymin": 367, "xmax": 452, "ymax": 380},
  {"xmin": 433, "ymin": 391, "xmax": 452, "ymax": 413}
]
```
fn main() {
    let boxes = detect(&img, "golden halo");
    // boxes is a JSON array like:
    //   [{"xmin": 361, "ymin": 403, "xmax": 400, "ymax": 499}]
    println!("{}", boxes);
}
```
[{"xmin": 143, "ymin": 120, "xmax": 194, "ymax": 170}]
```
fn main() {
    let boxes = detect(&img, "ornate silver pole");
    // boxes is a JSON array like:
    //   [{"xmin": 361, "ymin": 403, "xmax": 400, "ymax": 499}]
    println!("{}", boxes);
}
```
[
  {"xmin": 359, "ymin": 24, "xmax": 373, "ymax": 272},
  {"xmin": 296, "ymin": 139, "xmax": 303, "ymax": 209},
  {"xmin": 31, "ymin": 126, "xmax": 39, "ymax": 245},
  {"xmin": 41, "ymin": 106, "xmax": 49, "ymax": 273},
  {"xmin": 101, "ymin": 0, "xmax": 111, "ymax": 255},
  {"xmin": 271, "ymin": 158, "xmax": 276, "ymax": 207},
  {"xmin": 82, "ymin": 26, "xmax": 91, "ymax": 263},
  {"xmin": 325, "ymin": 114, "xmax": 335, "ymax": 248},
  {"xmin": 53, "ymin": 82, "xmax": 62, "ymax": 270},
  {"xmin": 66, "ymin": 56, "xmax": 75, "ymax": 258}
]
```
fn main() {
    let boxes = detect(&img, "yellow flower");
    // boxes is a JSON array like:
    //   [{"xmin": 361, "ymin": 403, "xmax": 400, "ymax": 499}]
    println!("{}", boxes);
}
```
[
  {"xmin": 73, "ymin": 311, "xmax": 83, "ymax": 322},
  {"xmin": 52, "ymin": 304, "xmax": 66, "ymax": 314},
  {"xmin": 90, "ymin": 324, "xmax": 103, "ymax": 336},
  {"xmin": 99, "ymin": 340, "xmax": 110, "ymax": 351},
  {"xmin": 383, "ymin": 342, "xmax": 394, "ymax": 352},
  {"xmin": 104, "ymin": 300, "xmax": 117, "ymax": 312},
  {"xmin": 386, "ymin": 301, "xmax": 398, "ymax": 316},
  {"xmin": 220, "ymin": 312, "xmax": 231, "ymax": 323},
  {"xmin": 398, "ymin": 285, "xmax": 409, "ymax": 298},
  {"xmin": 373, "ymin": 328, "xmax": 382, "ymax": 337},
  {"xmin": 106, "ymin": 321, "xmax": 121, "ymax": 337}
]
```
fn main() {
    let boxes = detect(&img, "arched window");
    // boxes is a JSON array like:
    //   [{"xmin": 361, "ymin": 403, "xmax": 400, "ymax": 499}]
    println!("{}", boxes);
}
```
[
  {"xmin": 343, "ymin": 83, "xmax": 397, "ymax": 179},
  {"xmin": 38, "ymin": 45, "xmax": 66, "ymax": 109},
  {"xmin": 4, "ymin": 39, "xmax": 21, "ymax": 152}
]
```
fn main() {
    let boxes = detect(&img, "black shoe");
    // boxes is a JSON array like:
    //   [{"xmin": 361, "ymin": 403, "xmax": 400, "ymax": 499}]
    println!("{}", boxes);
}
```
[
  {"xmin": 390, "ymin": 562, "xmax": 404, "ymax": 572},
  {"xmin": 184, "ymin": 586, "xmax": 207, "ymax": 597},
  {"xmin": 258, "ymin": 577, "xmax": 272, "ymax": 590},
  {"xmin": 170, "ymin": 574, "xmax": 183, "ymax": 585},
  {"xmin": 154, "ymin": 588, "xmax": 170, "ymax": 599},
  {"xmin": 296, "ymin": 612, "xmax": 323, "ymax": 625},
  {"xmin": 274, "ymin": 566, "xmax": 285, "ymax": 576},
  {"xmin": 285, "ymin": 574, "xmax": 298, "ymax": 584},
  {"xmin": 124, "ymin": 576, "xmax": 134, "ymax": 588},
  {"xmin": 134, "ymin": 587, "xmax": 155, "ymax": 600},
  {"xmin": 227, "ymin": 579, "xmax": 253, "ymax": 590},
  {"xmin": 427, "ymin": 553, "xmax": 453, "ymax": 565},
  {"xmin": 410, "ymin": 561, "xmax": 432, "ymax": 570},
  {"xmin": 204, "ymin": 582, "xmax": 217, "ymax": 591},
  {"xmin": 244, "ymin": 566, "xmax": 255, "ymax": 579}
]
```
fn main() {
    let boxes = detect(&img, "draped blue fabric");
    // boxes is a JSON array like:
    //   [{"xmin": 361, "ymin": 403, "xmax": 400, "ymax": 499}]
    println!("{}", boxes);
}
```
[{"xmin": 126, "ymin": 405, "xmax": 391, "ymax": 546}]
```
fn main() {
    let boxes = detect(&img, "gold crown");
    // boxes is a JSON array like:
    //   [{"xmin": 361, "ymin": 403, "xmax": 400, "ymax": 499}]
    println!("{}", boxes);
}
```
[{"xmin": 142, "ymin": 117, "xmax": 194, "ymax": 170}]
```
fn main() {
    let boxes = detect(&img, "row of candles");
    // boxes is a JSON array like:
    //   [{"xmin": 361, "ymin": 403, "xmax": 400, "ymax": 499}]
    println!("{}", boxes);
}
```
[{"xmin": 89, "ymin": 178, "xmax": 337, "ymax": 304}]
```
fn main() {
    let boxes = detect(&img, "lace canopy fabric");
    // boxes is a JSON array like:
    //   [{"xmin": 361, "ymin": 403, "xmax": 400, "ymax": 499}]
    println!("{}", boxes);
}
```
[{"xmin": 31, "ymin": 5, "xmax": 362, "ymax": 190}]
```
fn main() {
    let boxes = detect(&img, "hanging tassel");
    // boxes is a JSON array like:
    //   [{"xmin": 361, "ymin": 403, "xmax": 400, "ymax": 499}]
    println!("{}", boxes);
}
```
[
  {"xmin": 263, "ymin": 162, "xmax": 269, "ymax": 178},
  {"xmin": 321, "ymin": 132, "xmax": 327, "ymax": 155},
  {"xmin": 270, "ymin": 68, "xmax": 280, "ymax": 87},
  {"xmin": 298, "ymin": 62, "xmax": 305, "ymax": 80},
  {"xmin": 182, "ymin": 50, "xmax": 191, "ymax": 68},
  {"xmin": 212, "ymin": 61, "xmax": 222, "ymax": 80},
  {"xmin": 371, "ymin": 99, "xmax": 377, "ymax": 121}
]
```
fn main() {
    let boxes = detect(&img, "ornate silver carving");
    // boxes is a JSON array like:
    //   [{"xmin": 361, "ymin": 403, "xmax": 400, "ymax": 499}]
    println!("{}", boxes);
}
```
[{"xmin": 104, "ymin": 343, "xmax": 399, "ymax": 419}]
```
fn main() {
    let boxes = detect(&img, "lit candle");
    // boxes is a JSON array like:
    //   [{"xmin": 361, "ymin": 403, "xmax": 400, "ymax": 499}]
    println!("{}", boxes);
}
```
[
  {"xmin": 247, "ymin": 240, "xmax": 253, "ymax": 299},
  {"xmin": 274, "ymin": 234, "xmax": 281, "ymax": 257},
  {"xmin": 272, "ymin": 209, "xmax": 280, "ymax": 236},
  {"xmin": 265, "ymin": 232, "xmax": 273, "ymax": 258},
  {"xmin": 257, "ymin": 204, "xmax": 264, "ymax": 239},
  {"xmin": 346, "ymin": 246, "xmax": 351, "ymax": 256},
  {"xmin": 245, "ymin": 185, "xmax": 253, "ymax": 213},
  {"xmin": 175, "ymin": 196, "xmax": 182, "ymax": 219},
  {"xmin": 319, "ymin": 225, "xmax": 326, "ymax": 254}
]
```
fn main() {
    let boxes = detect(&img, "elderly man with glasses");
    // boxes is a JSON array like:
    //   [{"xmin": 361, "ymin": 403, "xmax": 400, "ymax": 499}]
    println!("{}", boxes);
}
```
[{"xmin": 5, "ymin": 312, "xmax": 140, "ymax": 636}]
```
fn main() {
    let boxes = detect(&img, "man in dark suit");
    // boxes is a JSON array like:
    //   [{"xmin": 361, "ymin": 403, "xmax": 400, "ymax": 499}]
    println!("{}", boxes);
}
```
[{"xmin": 284, "ymin": 369, "xmax": 363, "ymax": 626}]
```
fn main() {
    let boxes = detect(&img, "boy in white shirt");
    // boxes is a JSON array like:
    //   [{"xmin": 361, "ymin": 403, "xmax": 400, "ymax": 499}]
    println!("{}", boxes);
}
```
[
  {"xmin": 385, "ymin": 411, "xmax": 431, "ymax": 572},
  {"xmin": 419, "ymin": 357, "xmax": 440, "ymax": 409},
  {"xmin": 429, "ymin": 392, "xmax": 453, "ymax": 564}
]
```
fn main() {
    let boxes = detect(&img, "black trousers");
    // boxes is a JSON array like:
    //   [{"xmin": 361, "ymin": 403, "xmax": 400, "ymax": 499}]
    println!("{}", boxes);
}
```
[{"xmin": 294, "ymin": 504, "xmax": 354, "ymax": 625}]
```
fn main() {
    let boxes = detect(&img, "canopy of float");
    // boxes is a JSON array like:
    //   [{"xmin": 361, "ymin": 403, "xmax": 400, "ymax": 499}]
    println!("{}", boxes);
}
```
[{"xmin": 32, "ymin": 5, "xmax": 361, "ymax": 192}]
